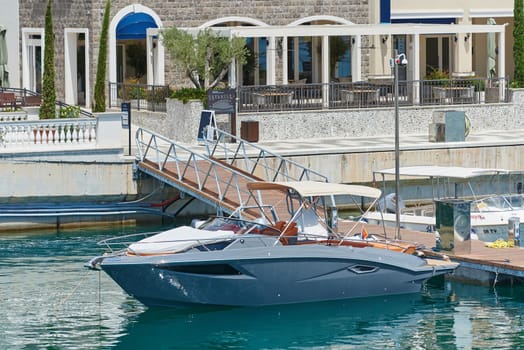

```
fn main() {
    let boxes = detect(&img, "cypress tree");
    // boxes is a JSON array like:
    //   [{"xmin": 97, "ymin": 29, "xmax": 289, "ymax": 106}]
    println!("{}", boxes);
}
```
[
  {"xmin": 514, "ymin": 0, "xmax": 524, "ymax": 87},
  {"xmin": 39, "ymin": 0, "xmax": 56, "ymax": 119},
  {"xmin": 93, "ymin": 0, "xmax": 110, "ymax": 112}
]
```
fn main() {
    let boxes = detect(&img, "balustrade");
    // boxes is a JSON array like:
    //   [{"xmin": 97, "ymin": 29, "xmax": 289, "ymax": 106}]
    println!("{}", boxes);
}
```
[{"xmin": 0, "ymin": 119, "xmax": 97, "ymax": 149}]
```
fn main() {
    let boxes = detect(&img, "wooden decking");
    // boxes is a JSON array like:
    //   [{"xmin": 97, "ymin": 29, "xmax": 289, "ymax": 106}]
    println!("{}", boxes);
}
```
[
  {"xmin": 139, "ymin": 158, "xmax": 258, "ymax": 216},
  {"xmin": 360, "ymin": 222, "xmax": 524, "ymax": 283}
]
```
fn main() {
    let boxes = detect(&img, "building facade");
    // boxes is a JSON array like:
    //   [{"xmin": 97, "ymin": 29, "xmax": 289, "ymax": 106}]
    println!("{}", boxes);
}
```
[{"xmin": 5, "ymin": 0, "xmax": 514, "ymax": 108}]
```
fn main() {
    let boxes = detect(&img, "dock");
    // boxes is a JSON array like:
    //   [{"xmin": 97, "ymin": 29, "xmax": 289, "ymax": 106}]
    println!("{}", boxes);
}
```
[{"xmin": 401, "ymin": 228, "xmax": 524, "ymax": 286}]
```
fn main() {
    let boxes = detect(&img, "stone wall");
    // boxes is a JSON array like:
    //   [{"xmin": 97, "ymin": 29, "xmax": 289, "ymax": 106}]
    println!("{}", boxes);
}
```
[
  {"xmin": 133, "ymin": 99, "xmax": 204, "ymax": 144},
  {"xmin": 106, "ymin": 0, "xmax": 370, "ymax": 28},
  {"xmin": 19, "ymin": 0, "xmax": 97, "ymax": 99},
  {"xmin": 236, "ymin": 102, "xmax": 518, "ymax": 142},
  {"xmin": 149, "ymin": 0, "xmax": 371, "ymax": 85},
  {"xmin": 136, "ymin": 91, "xmax": 524, "ymax": 144}
]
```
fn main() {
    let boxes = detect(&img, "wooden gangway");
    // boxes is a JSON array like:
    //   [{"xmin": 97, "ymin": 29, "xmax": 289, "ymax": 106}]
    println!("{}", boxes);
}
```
[{"xmin": 134, "ymin": 127, "xmax": 328, "ymax": 219}]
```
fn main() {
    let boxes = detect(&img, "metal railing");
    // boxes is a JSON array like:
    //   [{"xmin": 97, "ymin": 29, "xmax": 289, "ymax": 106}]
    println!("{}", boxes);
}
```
[
  {"xmin": 237, "ymin": 77, "xmax": 509, "ymax": 113},
  {"xmin": 135, "ymin": 127, "xmax": 258, "ymax": 214},
  {"xmin": 0, "ymin": 87, "xmax": 94, "ymax": 118},
  {"xmin": 108, "ymin": 82, "xmax": 171, "ymax": 112},
  {"xmin": 108, "ymin": 77, "xmax": 509, "ymax": 114},
  {"xmin": 205, "ymin": 127, "xmax": 329, "ymax": 183}
]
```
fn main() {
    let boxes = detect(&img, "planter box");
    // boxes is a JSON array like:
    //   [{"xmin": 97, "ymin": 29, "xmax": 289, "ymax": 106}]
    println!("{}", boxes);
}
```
[{"xmin": 165, "ymin": 99, "xmax": 204, "ymax": 144}]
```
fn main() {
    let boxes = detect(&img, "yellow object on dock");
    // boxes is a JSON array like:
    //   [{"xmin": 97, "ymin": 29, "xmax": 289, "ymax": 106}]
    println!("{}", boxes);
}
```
[{"xmin": 485, "ymin": 239, "xmax": 515, "ymax": 248}]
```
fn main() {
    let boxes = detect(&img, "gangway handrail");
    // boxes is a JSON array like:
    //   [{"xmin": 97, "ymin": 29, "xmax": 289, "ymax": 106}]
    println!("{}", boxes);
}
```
[
  {"xmin": 205, "ymin": 127, "xmax": 329, "ymax": 183},
  {"xmin": 135, "ymin": 127, "xmax": 262, "ymax": 216}
]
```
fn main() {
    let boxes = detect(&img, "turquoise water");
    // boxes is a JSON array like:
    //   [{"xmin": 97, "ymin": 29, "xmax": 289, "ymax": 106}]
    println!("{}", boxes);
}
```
[{"xmin": 1, "ymin": 226, "xmax": 524, "ymax": 349}]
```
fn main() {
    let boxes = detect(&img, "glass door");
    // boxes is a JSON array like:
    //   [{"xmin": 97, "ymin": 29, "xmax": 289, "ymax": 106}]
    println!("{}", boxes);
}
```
[
  {"xmin": 426, "ymin": 36, "xmax": 450, "ymax": 76},
  {"xmin": 27, "ymin": 35, "xmax": 42, "ymax": 93}
]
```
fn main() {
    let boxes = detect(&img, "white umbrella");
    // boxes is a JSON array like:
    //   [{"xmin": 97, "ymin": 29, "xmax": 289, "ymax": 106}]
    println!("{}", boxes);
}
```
[
  {"xmin": 487, "ymin": 18, "xmax": 496, "ymax": 79},
  {"xmin": 0, "ymin": 25, "xmax": 8, "ymax": 87}
]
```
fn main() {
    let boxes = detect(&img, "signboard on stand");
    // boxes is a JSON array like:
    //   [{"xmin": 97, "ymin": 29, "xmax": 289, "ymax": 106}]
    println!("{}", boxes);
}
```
[{"xmin": 197, "ymin": 110, "xmax": 217, "ymax": 142}]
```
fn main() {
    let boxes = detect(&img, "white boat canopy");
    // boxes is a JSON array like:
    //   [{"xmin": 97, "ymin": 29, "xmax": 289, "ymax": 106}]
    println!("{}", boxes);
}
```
[
  {"xmin": 247, "ymin": 181, "xmax": 382, "ymax": 199},
  {"xmin": 373, "ymin": 166, "xmax": 516, "ymax": 179}
]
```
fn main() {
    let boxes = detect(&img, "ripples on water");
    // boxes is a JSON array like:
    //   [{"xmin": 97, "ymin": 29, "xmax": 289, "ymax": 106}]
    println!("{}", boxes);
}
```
[{"xmin": 1, "ymin": 226, "xmax": 524, "ymax": 349}]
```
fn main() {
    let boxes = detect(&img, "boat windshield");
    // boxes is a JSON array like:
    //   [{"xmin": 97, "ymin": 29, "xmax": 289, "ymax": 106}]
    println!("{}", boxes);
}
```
[
  {"xmin": 504, "ymin": 194, "xmax": 524, "ymax": 209},
  {"xmin": 472, "ymin": 196, "xmax": 512, "ymax": 212},
  {"xmin": 197, "ymin": 216, "xmax": 276, "ymax": 235}
]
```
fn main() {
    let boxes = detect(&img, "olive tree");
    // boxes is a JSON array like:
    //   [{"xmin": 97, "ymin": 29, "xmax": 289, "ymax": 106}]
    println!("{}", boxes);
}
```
[{"xmin": 161, "ymin": 27, "xmax": 249, "ymax": 90}]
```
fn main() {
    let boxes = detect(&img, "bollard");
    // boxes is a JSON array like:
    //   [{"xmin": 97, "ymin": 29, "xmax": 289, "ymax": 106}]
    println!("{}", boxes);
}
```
[{"xmin": 509, "ymin": 217, "xmax": 520, "ymax": 247}]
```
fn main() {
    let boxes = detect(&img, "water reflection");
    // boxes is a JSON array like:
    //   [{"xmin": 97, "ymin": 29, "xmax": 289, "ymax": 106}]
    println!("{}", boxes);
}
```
[
  {"xmin": 113, "ymin": 281, "xmax": 524, "ymax": 350},
  {"xmin": 114, "ymin": 294, "xmax": 425, "ymax": 350}
]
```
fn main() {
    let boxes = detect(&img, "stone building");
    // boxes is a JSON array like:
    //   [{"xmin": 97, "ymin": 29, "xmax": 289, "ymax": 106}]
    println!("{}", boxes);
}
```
[{"xmin": 0, "ymin": 1, "xmax": 513, "ymax": 108}]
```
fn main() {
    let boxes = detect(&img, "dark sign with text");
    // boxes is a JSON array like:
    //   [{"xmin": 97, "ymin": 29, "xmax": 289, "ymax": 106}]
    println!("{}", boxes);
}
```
[
  {"xmin": 207, "ymin": 89, "xmax": 236, "ymax": 114},
  {"xmin": 121, "ymin": 102, "xmax": 131, "ymax": 129}
]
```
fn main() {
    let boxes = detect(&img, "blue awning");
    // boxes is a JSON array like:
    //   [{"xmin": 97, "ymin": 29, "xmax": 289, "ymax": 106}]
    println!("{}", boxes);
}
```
[
  {"xmin": 391, "ymin": 18, "xmax": 456, "ymax": 24},
  {"xmin": 116, "ymin": 12, "xmax": 157, "ymax": 40}
]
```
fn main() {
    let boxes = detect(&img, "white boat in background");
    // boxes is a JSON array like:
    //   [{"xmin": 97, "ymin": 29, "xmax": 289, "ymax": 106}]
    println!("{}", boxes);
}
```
[
  {"xmin": 364, "ymin": 166, "xmax": 524, "ymax": 242},
  {"xmin": 87, "ymin": 181, "xmax": 457, "ymax": 308}
]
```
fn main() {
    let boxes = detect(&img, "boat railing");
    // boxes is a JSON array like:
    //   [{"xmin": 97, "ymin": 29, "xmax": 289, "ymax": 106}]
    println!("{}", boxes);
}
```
[
  {"xmin": 135, "ymin": 127, "xmax": 262, "ymax": 215},
  {"xmin": 97, "ymin": 230, "xmax": 290, "ymax": 254},
  {"xmin": 205, "ymin": 127, "xmax": 329, "ymax": 183},
  {"xmin": 97, "ymin": 231, "xmax": 161, "ymax": 253}
]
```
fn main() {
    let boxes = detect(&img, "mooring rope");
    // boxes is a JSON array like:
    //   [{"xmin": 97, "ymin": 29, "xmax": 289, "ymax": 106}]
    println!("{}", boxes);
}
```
[{"xmin": 55, "ymin": 269, "xmax": 92, "ymax": 308}]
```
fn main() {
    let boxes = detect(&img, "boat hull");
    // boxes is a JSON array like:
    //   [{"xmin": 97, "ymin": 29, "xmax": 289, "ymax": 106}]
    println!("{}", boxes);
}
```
[{"xmin": 101, "ymin": 244, "xmax": 454, "ymax": 307}]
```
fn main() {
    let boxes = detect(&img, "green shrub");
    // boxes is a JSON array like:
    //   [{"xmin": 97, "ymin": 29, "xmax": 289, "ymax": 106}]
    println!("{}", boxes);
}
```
[
  {"xmin": 59, "ymin": 105, "xmax": 80, "ymax": 118},
  {"xmin": 119, "ymin": 86, "xmax": 145, "ymax": 100},
  {"xmin": 171, "ymin": 88, "xmax": 206, "ymax": 104},
  {"xmin": 425, "ymin": 68, "xmax": 450, "ymax": 80},
  {"xmin": 424, "ymin": 68, "xmax": 450, "ymax": 87},
  {"xmin": 468, "ymin": 78, "xmax": 486, "ymax": 92},
  {"xmin": 146, "ymin": 87, "xmax": 172, "ymax": 104}
]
